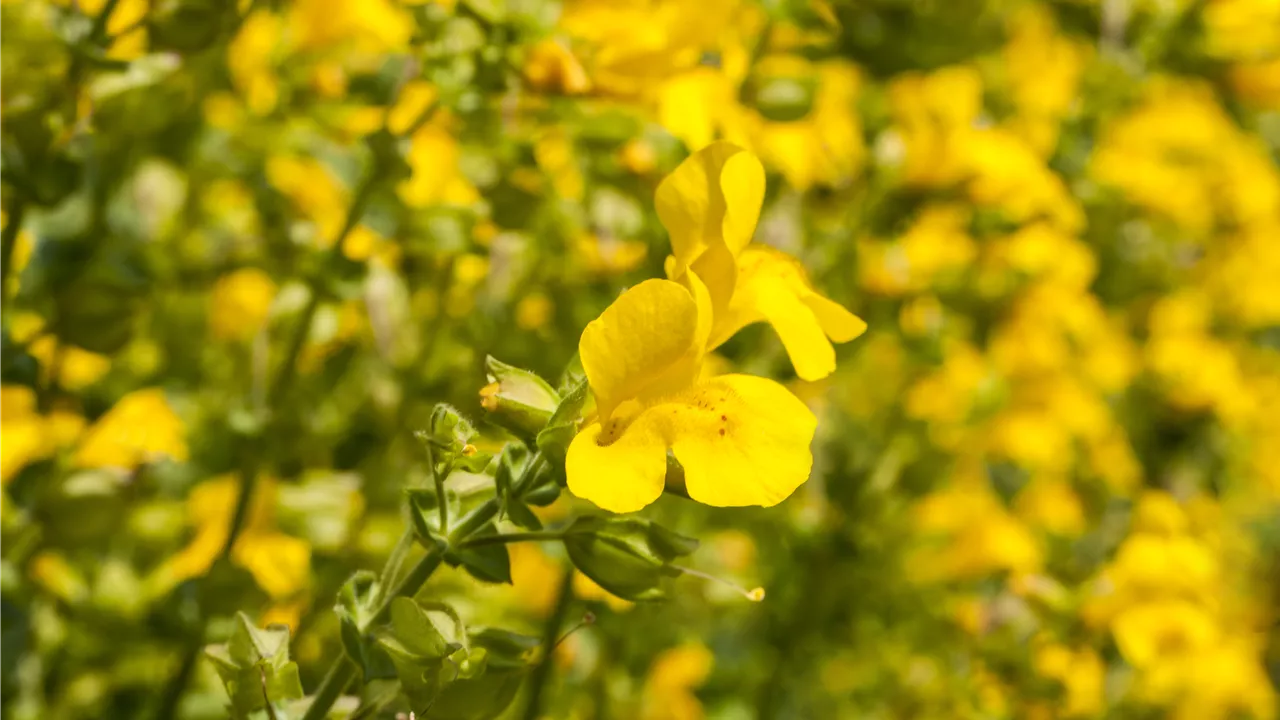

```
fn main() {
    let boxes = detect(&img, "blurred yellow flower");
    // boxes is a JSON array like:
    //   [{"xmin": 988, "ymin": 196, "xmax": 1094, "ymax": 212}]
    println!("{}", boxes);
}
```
[
  {"xmin": 397, "ymin": 121, "xmax": 479, "ymax": 208},
  {"xmin": 209, "ymin": 267, "xmax": 277, "ymax": 341},
  {"xmin": 1033, "ymin": 643, "xmax": 1104, "ymax": 717},
  {"xmin": 151, "ymin": 476, "xmax": 311, "ymax": 602},
  {"xmin": 228, "ymin": 11, "xmax": 283, "ymax": 115},
  {"xmin": 1, "ymin": 385, "xmax": 86, "ymax": 485},
  {"xmin": 643, "ymin": 643, "xmax": 713, "ymax": 720},
  {"xmin": 266, "ymin": 155, "xmax": 348, "ymax": 243},
  {"xmin": 523, "ymin": 39, "xmax": 592, "ymax": 95},
  {"xmin": 74, "ymin": 388, "xmax": 188, "ymax": 470},
  {"xmin": 516, "ymin": 292, "xmax": 554, "ymax": 331}
]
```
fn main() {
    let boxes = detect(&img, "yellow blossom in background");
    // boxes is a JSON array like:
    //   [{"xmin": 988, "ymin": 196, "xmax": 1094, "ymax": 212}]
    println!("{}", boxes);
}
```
[
  {"xmin": 575, "ymin": 233, "xmax": 648, "ymax": 276},
  {"xmin": 1000, "ymin": 5, "xmax": 1089, "ymax": 155},
  {"xmin": 516, "ymin": 292, "xmax": 554, "ymax": 331},
  {"xmin": 228, "ymin": 11, "xmax": 283, "ymax": 115},
  {"xmin": 266, "ymin": 155, "xmax": 348, "ymax": 243},
  {"xmin": 398, "ymin": 120, "xmax": 479, "ymax": 208},
  {"xmin": 74, "ymin": 388, "xmax": 188, "ymax": 470},
  {"xmin": 1091, "ymin": 78, "xmax": 1280, "ymax": 235},
  {"xmin": 209, "ymin": 267, "xmax": 277, "ymax": 341},
  {"xmin": 556, "ymin": 0, "xmax": 742, "ymax": 97},
  {"xmin": 150, "ymin": 476, "xmax": 311, "ymax": 606},
  {"xmin": 27, "ymin": 336, "xmax": 111, "ymax": 391},
  {"xmin": 909, "ymin": 474, "xmax": 1043, "ymax": 581},
  {"xmin": 750, "ymin": 60, "xmax": 865, "ymax": 190},
  {"xmin": 642, "ymin": 643, "xmax": 714, "ymax": 720},
  {"xmin": 523, "ymin": 39, "xmax": 592, "ymax": 95},
  {"xmin": 287, "ymin": 0, "xmax": 412, "ymax": 57},
  {"xmin": 1033, "ymin": 643, "xmax": 1104, "ymax": 717},
  {"xmin": 1, "ymin": 385, "xmax": 85, "ymax": 485}
]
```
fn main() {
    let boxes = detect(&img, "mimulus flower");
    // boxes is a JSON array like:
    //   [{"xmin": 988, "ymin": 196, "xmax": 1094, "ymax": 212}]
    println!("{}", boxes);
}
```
[
  {"xmin": 566, "ymin": 277, "xmax": 817, "ymax": 513},
  {"xmin": 658, "ymin": 142, "xmax": 865, "ymax": 381}
]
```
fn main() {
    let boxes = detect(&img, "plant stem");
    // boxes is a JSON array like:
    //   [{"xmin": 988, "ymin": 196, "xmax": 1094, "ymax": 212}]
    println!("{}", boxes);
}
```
[
  {"xmin": 301, "ymin": 452, "xmax": 551, "ymax": 720},
  {"xmin": 520, "ymin": 568, "xmax": 575, "ymax": 720},
  {"xmin": 457, "ymin": 530, "xmax": 564, "ymax": 550},
  {"xmin": 430, "ymin": 445, "xmax": 449, "ymax": 534},
  {"xmin": 156, "ymin": 154, "xmax": 385, "ymax": 720},
  {"xmin": 1, "ymin": 196, "xmax": 26, "ymax": 302},
  {"xmin": 300, "ymin": 548, "xmax": 444, "ymax": 720},
  {"xmin": 301, "ymin": 657, "xmax": 357, "ymax": 720}
]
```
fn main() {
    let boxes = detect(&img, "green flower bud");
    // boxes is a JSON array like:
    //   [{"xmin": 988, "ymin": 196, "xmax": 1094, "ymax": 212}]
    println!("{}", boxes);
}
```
[{"xmin": 479, "ymin": 356, "xmax": 560, "ymax": 438}]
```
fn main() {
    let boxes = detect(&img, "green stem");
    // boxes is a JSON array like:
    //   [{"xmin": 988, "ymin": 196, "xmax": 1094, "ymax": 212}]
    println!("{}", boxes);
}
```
[
  {"xmin": 377, "ymin": 527, "xmax": 416, "ymax": 593},
  {"xmin": 520, "ymin": 568, "xmax": 575, "ymax": 720},
  {"xmin": 457, "ymin": 530, "xmax": 564, "ymax": 550},
  {"xmin": 301, "ymin": 656, "xmax": 357, "ymax": 720},
  {"xmin": 301, "ymin": 452, "xmax": 551, "ymax": 720},
  {"xmin": 300, "ymin": 550, "xmax": 444, "ymax": 720},
  {"xmin": 1, "ymin": 196, "xmax": 26, "ymax": 301},
  {"xmin": 431, "ymin": 447, "xmax": 449, "ymax": 534},
  {"xmin": 157, "ymin": 152, "xmax": 386, "ymax": 720}
]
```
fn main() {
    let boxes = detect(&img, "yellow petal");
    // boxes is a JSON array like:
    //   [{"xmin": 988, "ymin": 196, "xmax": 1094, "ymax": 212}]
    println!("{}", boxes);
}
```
[
  {"xmin": 804, "ymin": 293, "xmax": 867, "ymax": 342},
  {"xmin": 669, "ymin": 375, "xmax": 816, "ymax": 507},
  {"xmin": 566, "ymin": 415, "xmax": 667, "ymax": 513},
  {"xmin": 579, "ymin": 279, "xmax": 702, "ymax": 420},
  {"xmin": 710, "ymin": 247, "xmax": 865, "ymax": 380},
  {"xmin": 687, "ymin": 240, "xmax": 738, "ymax": 323},
  {"xmin": 757, "ymin": 280, "xmax": 836, "ymax": 381},
  {"xmin": 656, "ymin": 141, "xmax": 765, "ymax": 268},
  {"xmin": 234, "ymin": 531, "xmax": 311, "ymax": 599}
]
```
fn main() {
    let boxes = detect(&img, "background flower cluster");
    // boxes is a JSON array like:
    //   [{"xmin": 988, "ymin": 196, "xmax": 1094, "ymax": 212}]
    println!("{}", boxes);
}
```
[{"xmin": 2, "ymin": 0, "xmax": 1279, "ymax": 718}]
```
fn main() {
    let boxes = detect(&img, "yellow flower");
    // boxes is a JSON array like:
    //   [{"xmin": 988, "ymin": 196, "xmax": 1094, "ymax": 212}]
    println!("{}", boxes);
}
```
[
  {"xmin": 751, "ymin": 60, "xmax": 865, "ymax": 190},
  {"xmin": 523, "ymin": 39, "xmax": 592, "ymax": 95},
  {"xmin": 658, "ymin": 142, "xmax": 865, "ymax": 381},
  {"xmin": 28, "ymin": 336, "xmax": 111, "ymax": 391},
  {"xmin": 287, "ymin": 0, "xmax": 412, "ymax": 56},
  {"xmin": 566, "ymin": 278, "xmax": 817, "ymax": 513},
  {"xmin": 228, "ymin": 11, "xmax": 282, "ymax": 115},
  {"xmin": 209, "ymin": 268, "xmax": 277, "ymax": 341},
  {"xmin": 1, "ymin": 385, "xmax": 87, "ymax": 485},
  {"xmin": 1034, "ymin": 644, "xmax": 1104, "ymax": 717},
  {"xmin": 266, "ymin": 155, "xmax": 348, "ymax": 243},
  {"xmin": 516, "ymin": 292, "xmax": 554, "ymax": 331},
  {"xmin": 397, "ymin": 121, "xmax": 479, "ymax": 208},
  {"xmin": 643, "ymin": 643, "xmax": 714, "ymax": 720},
  {"xmin": 74, "ymin": 388, "xmax": 188, "ymax": 470},
  {"xmin": 151, "ymin": 476, "xmax": 311, "ymax": 601},
  {"xmin": 1113, "ymin": 599, "xmax": 1219, "ymax": 668}
]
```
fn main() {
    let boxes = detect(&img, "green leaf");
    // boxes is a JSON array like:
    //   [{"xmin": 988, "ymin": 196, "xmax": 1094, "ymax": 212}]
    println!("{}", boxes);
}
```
[
  {"xmin": 203, "ymin": 613, "xmax": 303, "ymax": 717},
  {"xmin": 388, "ymin": 597, "xmax": 454, "ymax": 659},
  {"xmin": 505, "ymin": 498, "xmax": 542, "ymax": 531},
  {"xmin": 523, "ymin": 482, "xmax": 562, "ymax": 507},
  {"xmin": 562, "ymin": 517, "xmax": 698, "ymax": 601},
  {"xmin": 446, "ymin": 523, "xmax": 512, "ymax": 584}
]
